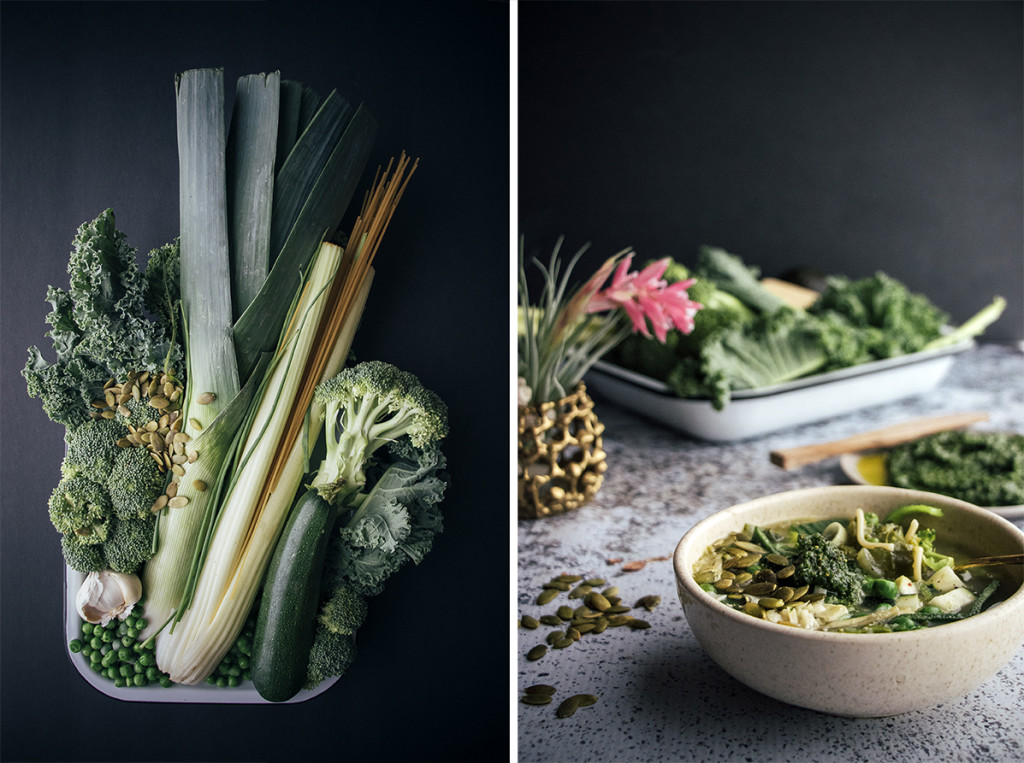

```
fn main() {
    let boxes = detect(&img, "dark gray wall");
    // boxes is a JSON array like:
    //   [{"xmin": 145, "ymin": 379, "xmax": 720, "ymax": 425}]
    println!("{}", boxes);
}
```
[
  {"xmin": 1, "ymin": 1, "xmax": 508, "ymax": 759},
  {"xmin": 519, "ymin": 1, "xmax": 1023, "ymax": 341}
]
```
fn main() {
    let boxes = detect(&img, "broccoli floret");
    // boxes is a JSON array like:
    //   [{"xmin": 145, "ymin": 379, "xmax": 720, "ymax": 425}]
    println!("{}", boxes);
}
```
[
  {"xmin": 790, "ymin": 533, "xmax": 865, "ymax": 605},
  {"xmin": 116, "ymin": 396, "xmax": 164, "ymax": 430},
  {"xmin": 317, "ymin": 586, "xmax": 368, "ymax": 636},
  {"xmin": 60, "ymin": 532, "xmax": 106, "ymax": 573},
  {"xmin": 311, "ymin": 360, "xmax": 449, "ymax": 504},
  {"xmin": 103, "ymin": 514, "xmax": 157, "ymax": 574},
  {"xmin": 305, "ymin": 622, "xmax": 357, "ymax": 690},
  {"xmin": 63, "ymin": 418, "xmax": 122, "ymax": 484},
  {"xmin": 108, "ymin": 446, "xmax": 166, "ymax": 519},
  {"xmin": 48, "ymin": 474, "xmax": 112, "ymax": 545}
]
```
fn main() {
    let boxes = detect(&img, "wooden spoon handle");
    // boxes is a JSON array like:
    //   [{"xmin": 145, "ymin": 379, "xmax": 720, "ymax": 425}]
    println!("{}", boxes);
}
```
[{"xmin": 769, "ymin": 411, "xmax": 990, "ymax": 470}]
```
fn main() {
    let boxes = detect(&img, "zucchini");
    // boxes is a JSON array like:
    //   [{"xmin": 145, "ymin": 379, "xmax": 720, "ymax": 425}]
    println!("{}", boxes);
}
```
[{"xmin": 251, "ymin": 488, "xmax": 337, "ymax": 702}]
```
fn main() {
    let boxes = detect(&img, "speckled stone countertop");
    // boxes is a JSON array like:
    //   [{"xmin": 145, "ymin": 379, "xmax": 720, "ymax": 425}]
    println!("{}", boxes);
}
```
[{"xmin": 517, "ymin": 343, "xmax": 1024, "ymax": 763}]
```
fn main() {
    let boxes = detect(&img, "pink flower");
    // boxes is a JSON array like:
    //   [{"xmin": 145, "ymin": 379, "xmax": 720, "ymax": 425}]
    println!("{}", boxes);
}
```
[{"xmin": 586, "ymin": 254, "xmax": 702, "ymax": 342}]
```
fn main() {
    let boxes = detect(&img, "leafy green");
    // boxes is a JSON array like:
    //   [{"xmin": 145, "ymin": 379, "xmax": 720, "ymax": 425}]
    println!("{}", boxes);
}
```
[
  {"xmin": 695, "ymin": 245, "xmax": 791, "ymax": 314},
  {"xmin": 23, "ymin": 210, "xmax": 181, "ymax": 429}
]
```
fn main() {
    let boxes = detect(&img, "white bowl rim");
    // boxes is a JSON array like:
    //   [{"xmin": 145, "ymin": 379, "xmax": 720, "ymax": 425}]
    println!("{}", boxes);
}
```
[{"xmin": 673, "ymin": 485, "xmax": 1024, "ymax": 643}]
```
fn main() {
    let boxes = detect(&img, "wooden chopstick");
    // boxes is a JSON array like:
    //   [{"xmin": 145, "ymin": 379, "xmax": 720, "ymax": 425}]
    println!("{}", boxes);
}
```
[{"xmin": 769, "ymin": 411, "xmax": 990, "ymax": 469}]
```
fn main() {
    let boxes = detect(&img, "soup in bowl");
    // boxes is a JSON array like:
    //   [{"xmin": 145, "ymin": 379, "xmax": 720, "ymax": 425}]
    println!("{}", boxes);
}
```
[{"xmin": 673, "ymin": 486, "xmax": 1024, "ymax": 717}]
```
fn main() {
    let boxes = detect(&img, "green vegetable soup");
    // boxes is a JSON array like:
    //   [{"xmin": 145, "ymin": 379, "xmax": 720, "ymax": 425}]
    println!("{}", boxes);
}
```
[{"xmin": 692, "ymin": 505, "xmax": 1009, "ymax": 633}]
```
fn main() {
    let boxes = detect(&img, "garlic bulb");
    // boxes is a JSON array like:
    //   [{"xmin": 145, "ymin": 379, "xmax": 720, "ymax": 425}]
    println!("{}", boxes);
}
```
[{"xmin": 76, "ymin": 570, "xmax": 142, "ymax": 626}]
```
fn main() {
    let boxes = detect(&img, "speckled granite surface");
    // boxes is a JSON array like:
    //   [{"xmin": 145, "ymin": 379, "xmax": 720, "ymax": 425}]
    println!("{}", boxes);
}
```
[{"xmin": 517, "ymin": 343, "xmax": 1024, "ymax": 763}]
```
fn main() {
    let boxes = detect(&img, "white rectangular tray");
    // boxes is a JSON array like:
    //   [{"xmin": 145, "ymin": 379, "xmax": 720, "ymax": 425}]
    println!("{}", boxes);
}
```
[
  {"xmin": 65, "ymin": 566, "xmax": 337, "ymax": 703},
  {"xmin": 585, "ymin": 340, "xmax": 973, "ymax": 442}
]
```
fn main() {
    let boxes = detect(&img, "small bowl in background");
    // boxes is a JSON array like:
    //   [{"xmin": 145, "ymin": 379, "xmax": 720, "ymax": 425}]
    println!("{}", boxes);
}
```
[{"xmin": 673, "ymin": 486, "xmax": 1024, "ymax": 717}]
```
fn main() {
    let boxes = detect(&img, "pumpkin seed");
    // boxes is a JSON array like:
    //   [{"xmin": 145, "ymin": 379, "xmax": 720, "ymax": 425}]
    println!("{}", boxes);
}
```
[
  {"xmin": 583, "ymin": 578, "xmax": 606, "ymax": 587},
  {"xmin": 526, "ymin": 645, "xmax": 547, "ymax": 661},
  {"xmin": 536, "ymin": 589, "xmax": 559, "ymax": 606},
  {"xmin": 733, "ymin": 540, "xmax": 767, "ymax": 554},
  {"xmin": 556, "ymin": 697, "xmax": 581, "ymax": 718},
  {"xmin": 574, "ymin": 622, "xmax": 596, "ymax": 635},
  {"xmin": 627, "ymin": 618, "xmax": 651, "ymax": 630},
  {"xmin": 553, "ymin": 637, "xmax": 574, "ymax": 649},
  {"xmin": 568, "ymin": 585, "xmax": 592, "ymax": 599},
  {"xmin": 636, "ymin": 594, "xmax": 661, "ymax": 611},
  {"xmin": 521, "ymin": 694, "xmax": 552, "ymax": 706},
  {"xmin": 585, "ymin": 592, "xmax": 611, "ymax": 611},
  {"xmin": 765, "ymin": 553, "xmax": 790, "ymax": 566},
  {"xmin": 168, "ymin": 496, "xmax": 189, "ymax": 509},
  {"xmin": 520, "ymin": 615, "xmax": 539, "ymax": 629},
  {"xmin": 775, "ymin": 586, "xmax": 795, "ymax": 603},
  {"xmin": 553, "ymin": 574, "xmax": 583, "ymax": 584},
  {"xmin": 539, "ymin": 615, "xmax": 561, "ymax": 626},
  {"xmin": 791, "ymin": 585, "xmax": 810, "ymax": 600},
  {"xmin": 776, "ymin": 565, "xmax": 796, "ymax": 579},
  {"xmin": 197, "ymin": 391, "xmax": 216, "ymax": 405},
  {"xmin": 602, "ymin": 586, "xmax": 620, "ymax": 598},
  {"xmin": 713, "ymin": 578, "xmax": 733, "ymax": 591},
  {"xmin": 546, "ymin": 630, "xmax": 565, "ymax": 645},
  {"xmin": 606, "ymin": 615, "xmax": 632, "ymax": 627},
  {"xmin": 743, "ymin": 601, "xmax": 763, "ymax": 617},
  {"xmin": 556, "ymin": 605, "xmax": 574, "ymax": 621},
  {"xmin": 743, "ymin": 582, "xmax": 777, "ymax": 596},
  {"xmin": 605, "ymin": 604, "xmax": 632, "ymax": 614},
  {"xmin": 574, "ymin": 693, "xmax": 599, "ymax": 706},
  {"xmin": 591, "ymin": 618, "xmax": 608, "ymax": 634},
  {"xmin": 566, "ymin": 627, "xmax": 582, "ymax": 641},
  {"xmin": 524, "ymin": 684, "xmax": 556, "ymax": 695},
  {"xmin": 542, "ymin": 581, "xmax": 571, "ymax": 591},
  {"xmin": 758, "ymin": 597, "xmax": 785, "ymax": 610}
]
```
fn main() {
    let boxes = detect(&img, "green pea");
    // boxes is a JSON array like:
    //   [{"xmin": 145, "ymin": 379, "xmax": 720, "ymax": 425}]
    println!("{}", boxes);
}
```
[
  {"xmin": 119, "ymin": 665, "xmax": 133, "ymax": 678},
  {"xmin": 121, "ymin": 635, "xmax": 134, "ymax": 647},
  {"xmin": 126, "ymin": 628, "xmax": 139, "ymax": 640},
  {"xmin": 114, "ymin": 677, "xmax": 127, "ymax": 688},
  {"xmin": 216, "ymin": 676, "xmax": 227, "ymax": 687},
  {"xmin": 205, "ymin": 676, "xmax": 217, "ymax": 685},
  {"xmin": 146, "ymin": 667, "xmax": 160, "ymax": 681},
  {"xmin": 227, "ymin": 676, "xmax": 240, "ymax": 688},
  {"xmin": 81, "ymin": 622, "xmax": 94, "ymax": 636},
  {"xmin": 159, "ymin": 675, "xmax": 172, "ymax": 688},
  {"xmin": 89, "ymin": 636, "xmax": 102, "ymax": 650},
  {"xmin": 139, "ymin": 653, "xmax": 155, "ymax": 667},
  {"xmin": 873, "ymin": 579, "xmax": 899, "ymax": 601},
  {"xmin": 89, "ymin": 650, "xmax": 102, "ymax": 664},
  {"xmin": 69, "ymin": 639, "xmax": 83, "ymax": 653},
  {"xmin": 101, "ymin": 651, "xmax": 117, "ymax": 668},
  {"xmin": 133, "ymin": 674, "xmax": 146, "ymax": 687}
]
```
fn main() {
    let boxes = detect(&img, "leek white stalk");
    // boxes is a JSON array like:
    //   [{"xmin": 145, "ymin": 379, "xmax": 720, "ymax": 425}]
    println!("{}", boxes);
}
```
[{"xmin": 142, "ymin": 68, "xmax": 242, "ymax": 639}]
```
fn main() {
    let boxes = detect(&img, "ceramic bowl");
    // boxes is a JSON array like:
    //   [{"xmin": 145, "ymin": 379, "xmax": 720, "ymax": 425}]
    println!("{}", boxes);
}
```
[{"xmin": 673, "ymin": 485, "xmax": 1024, "ymax": 717}]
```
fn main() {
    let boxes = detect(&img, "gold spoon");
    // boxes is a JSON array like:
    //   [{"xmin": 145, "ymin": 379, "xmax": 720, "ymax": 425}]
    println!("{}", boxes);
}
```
[{"xmin": 954, "ymin": 554, "xmax": 1024, "ymax": 571}]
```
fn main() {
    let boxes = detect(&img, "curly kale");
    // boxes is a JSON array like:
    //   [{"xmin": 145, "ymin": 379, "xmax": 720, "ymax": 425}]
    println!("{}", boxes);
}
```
[{"xmin": 23, "ymin": 210, "xmax": 182, "ymax": 429}]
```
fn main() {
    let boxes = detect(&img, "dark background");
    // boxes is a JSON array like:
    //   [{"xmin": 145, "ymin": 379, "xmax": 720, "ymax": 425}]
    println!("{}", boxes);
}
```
[
  {"xmin": 519, "ymin": 1, "xmax": 1023, "ymax": 342},
  {"xmin": 1, "ymin": 2, "xmax": 509, "ymax": 760}
]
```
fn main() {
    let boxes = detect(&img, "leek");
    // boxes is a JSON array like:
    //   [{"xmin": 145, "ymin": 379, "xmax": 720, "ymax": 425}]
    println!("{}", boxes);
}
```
[
  {"xmin": 227, "ymin": 71, "xmax": 280, "ymax": 319},
  {"xmin": 142, "ymin": 68, "xmax": 243, "ymax": 638}
]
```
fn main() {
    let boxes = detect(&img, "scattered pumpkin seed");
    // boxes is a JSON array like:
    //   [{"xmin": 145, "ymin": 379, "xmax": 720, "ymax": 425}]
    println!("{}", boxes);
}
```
[
  {"xmin": 197, "ymin": 391, "xmax": 216, "ymax": 405},
  {"xmin": 636, "ymin": 595, "xmax": 661, "ymax": 611},
  {"xmin": 526, "ymin": 645, "xmax": 547, "ymax": 661},
  {"xmin": 520, "ymin": 615, "xmax": 539, "ymax": 629},
  {"xmin": 168, "ymin": 496, "xmax": 189, "ymax": 509},
  {"xmin": 524, "ymin": 684, "xmax": 556, "ymax": 695},
  {"xmin": 539, "ymin": 615, "xmax": 561, "ymax": 626},
  {"xmin": 583, "ymin": 578, "xmax": 606, "ymax": 587},
  {"xmin": 556, "ymin": 605, "xmax": 574, "ymax": 621},
  {"xmin": 553, "ymin": 574, "xmax": 583, "ymax": 584},
  {"xmin": 627, "ymin": 618, "xmax": 651, "ymax": 630},
  {"xmin": 556, "ymin": 697, "xmax": 581, "ymax": 718},
  {"xmin": 546, "ymin": 630, "xmax": 565, "ymax": 645},
  {"xmin": 542, "ymin": 581, "xmax": 571, "ymax": 591},
  {"xmin": 521, "ymin": 694, "xmax": 552, "ymax": 706},
  {"xmin": 573, "ymin": 693, "xmax": 599, "ymax": 707},
  {"xmin": 585, "ymin": 592, "xmax": 611, "ymax": 611},
  {"xmin": 765, "ymin": 553, "xmax": 790, "ymax": 566},
  {"xmin": 536, "ymin": 589, "xmax": 559, "ymax": 606},
  {"xmin": 553, "ymin": 637, "xmax": 574, "ymax": 649}
]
